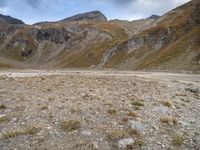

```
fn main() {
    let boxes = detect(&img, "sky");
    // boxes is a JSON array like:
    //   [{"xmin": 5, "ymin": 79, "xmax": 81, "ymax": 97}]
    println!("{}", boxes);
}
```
[{"xmin": 0, "ymin": 0, "xmax": 191, "ymax": 24}]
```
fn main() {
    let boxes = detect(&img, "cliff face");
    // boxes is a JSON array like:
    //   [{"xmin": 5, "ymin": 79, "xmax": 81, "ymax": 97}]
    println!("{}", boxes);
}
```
[{"xmin": 0, "ymin": 0, "xmax": 199, "ymax": 71}]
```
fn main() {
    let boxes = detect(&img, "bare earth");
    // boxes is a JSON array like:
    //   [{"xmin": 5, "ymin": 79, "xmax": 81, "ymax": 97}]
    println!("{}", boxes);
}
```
[{"xmin": 0, "ymin": 70, "xmax": 199, "ymax": 150}]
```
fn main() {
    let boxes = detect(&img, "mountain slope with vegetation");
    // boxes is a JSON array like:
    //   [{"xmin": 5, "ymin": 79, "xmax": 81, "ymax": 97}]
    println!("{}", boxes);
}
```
[{"xmin": 0, "ymin": 0, "xmax": 199, "ymax": 71}]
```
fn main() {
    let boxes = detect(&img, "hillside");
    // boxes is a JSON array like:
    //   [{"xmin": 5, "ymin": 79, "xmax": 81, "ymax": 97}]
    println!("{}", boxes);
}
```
[{"xmin": 0, "ymin": 0, "xmax": 199, "ymax": 71}]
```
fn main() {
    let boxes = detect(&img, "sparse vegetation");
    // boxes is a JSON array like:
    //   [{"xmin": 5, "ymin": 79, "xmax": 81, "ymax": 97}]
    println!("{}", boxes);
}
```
[
  {"xmin": 0, "ymin": 115, "xmax": 9, "ymax": 123},
  {"xmin": 107, "ymin": 107, "xmax": 117, "ymax": 115},
  {"xmin": 40, "ymin": 105, "xmax": 49, "ymax": 110},
  {"xmin": 0, "ymin": 104, "xmax": 7, "ymax": 109},
  {"xmin": 131, "ymin": 101, "xmax": 144, "ymax": 107},
  {"xmin": 106, "ymin": 130, "xmax": 129, "ymax": 141},
  {"xmin": 61, "ymin": 120, "xmax": 81, "ymax": 132},
  {"xmin": 172, "ymin": 133, "xmax": 185, "ymax": 146},
  {"xmin": 126, "ymin": 128, "xmax": 140, "ymax": 136},
  {"xmin": 160, "ymin": 116, "xmax": 177, "ymax": 125},
  {"xmin": 127, "ymin": 111, "xmax": 138, "ymax": 117},
  {"xmin": 2, "ymin": 126, "xmax": 40, "ymax": 139},
  {"xmin": 70, "ymin": 105, "xmax": 81, "ymax": 113},
  {"xmin": 161, "ymin": 100, "xmax": 172, "ymax": 107},
  {"xmin": 48, "ymin": 97, "xmax": 55, "ymax": 101}
]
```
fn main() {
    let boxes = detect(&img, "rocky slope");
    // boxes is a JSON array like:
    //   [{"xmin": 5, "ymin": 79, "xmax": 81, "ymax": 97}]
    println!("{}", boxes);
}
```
[{"xmin": 0, "ymin": 0, "xmax": 199, "ymax": 71}]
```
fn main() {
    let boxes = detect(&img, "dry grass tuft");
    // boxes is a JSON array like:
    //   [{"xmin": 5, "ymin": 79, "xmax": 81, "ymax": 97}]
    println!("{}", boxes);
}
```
[
  {"xmin": 127, "ymin": 111, "xmax": 138, "ymax": 117},
  {"xmin": 48, "ymin": 97, "xmax": 55, "ymax": 102},
  {"xmin": 61, "ymin": 120, "xmax": 81, "ymax": 132},
  {"xmin": 160, "ymin": 116, "xmax": 177, "ymax": 125},
  {"xmin": 0, "ymin": 115, "xmax": 9, "ymax": 123},
  {"xmin": 126, "ymin": 128, "xmax": 140, "ymax": 136},
  {"xmin": 172, "ymin": 133, "xmax": 185, "ymax": 146},
  {"xmin": 106, "ymin": 130, "xmax": 129, "ymax": 141},
  {"xmin": 131, "ymin": 101, "xmax": 144, "ymax": 107},
  {"xmin": 0, "ymin": 104, "xmax": 7, "ymax": 109},
  {"xmin": 40, "ymin": 105, "xmax": 49, "ymax": 111},
  {"xmin": 107, "ymin": 107, "xmax": 117, "ymax": 115},
  {"xmin": 162, "ymin": 100, "xmax": 172, "ymax": 107},
  {"xmin": 70, "ymin": 105, "xmax": 81, "ymax": 113},
  {"xmin": 2, "ymin": 125, "xmax": 40, "ymax": 139}
]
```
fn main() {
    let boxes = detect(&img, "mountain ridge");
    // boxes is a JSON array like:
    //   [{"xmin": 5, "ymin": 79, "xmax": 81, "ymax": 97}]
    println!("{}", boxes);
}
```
[
  {"xmin": 0, "ymin": 0, "xmax": 199, "ymax": 71},
  {"xmin": 0, "ymin": 14, "xmax": 24, "ymax": 24}
]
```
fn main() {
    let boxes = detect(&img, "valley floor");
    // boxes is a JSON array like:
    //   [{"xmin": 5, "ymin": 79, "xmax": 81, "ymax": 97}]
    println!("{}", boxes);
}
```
[{"xmin": 0, "ymin": 70, "xmax": 199, "ymax": 150}]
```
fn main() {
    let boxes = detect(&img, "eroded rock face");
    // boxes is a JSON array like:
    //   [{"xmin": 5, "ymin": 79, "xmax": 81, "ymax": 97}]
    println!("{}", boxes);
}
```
[{"xmin": 36, "ymin": 28, "xmax": 70, "ymax": 44}]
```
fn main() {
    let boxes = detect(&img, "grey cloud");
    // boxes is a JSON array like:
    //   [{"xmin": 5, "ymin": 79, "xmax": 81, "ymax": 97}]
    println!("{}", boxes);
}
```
[
  {"xmin": 23, "ymin": 0, "xmax": 42, "ymax": 8},
  {"xmin": 113, "ymin": 0, "xmax": 136, "ymax": 5}
]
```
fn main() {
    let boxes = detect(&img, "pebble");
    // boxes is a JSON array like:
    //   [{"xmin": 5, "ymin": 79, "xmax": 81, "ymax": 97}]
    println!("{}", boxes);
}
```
[{"xmin": 118, "ymin": 138, "xmax": 135, "ymax": 149}]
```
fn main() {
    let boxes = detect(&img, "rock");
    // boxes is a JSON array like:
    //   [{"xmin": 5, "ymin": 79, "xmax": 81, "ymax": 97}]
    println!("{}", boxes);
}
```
[
  {"xmin": 128, "ymin": 120, "xmax": 146, "ymax": 132},
  {"xmin": 81, "ymin": 130, "xmax": 92, "ymax": 136},
  {"xmin": 81, "ymin": 93, "xmax": 88, "ymax": 98},
  {"xmin": 154, "ymin": 106, "xmax": 170, "ymax": 114},
  {"xmin": 118, "ymin": 138, "xmax": 135, "ymax": 149}
]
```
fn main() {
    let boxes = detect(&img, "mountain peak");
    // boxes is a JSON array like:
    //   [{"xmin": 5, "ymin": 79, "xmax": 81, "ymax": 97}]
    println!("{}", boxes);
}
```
[
  {"xmin": 147, "ymin": 15, "xmax": 160, "ymax": 20},
  {"xmin": 61, "ymin": 11, "xmax": 107, "ymax": 22},
  {"xmin": 0, "ymin": 14, "xmax": 24, "ymax": 24}
]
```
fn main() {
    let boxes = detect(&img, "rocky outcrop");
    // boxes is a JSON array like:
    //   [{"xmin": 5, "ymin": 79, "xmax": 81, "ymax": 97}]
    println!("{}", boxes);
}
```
[{"xmin": 36, "ymin": 28, "xmax": 70, "ymax": 44}]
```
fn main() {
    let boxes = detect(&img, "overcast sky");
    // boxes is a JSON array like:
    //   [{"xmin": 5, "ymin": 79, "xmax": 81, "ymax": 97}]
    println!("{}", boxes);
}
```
[{"xmin": 0, "ymin": 0, "xmax": 191, "ymax": 24}]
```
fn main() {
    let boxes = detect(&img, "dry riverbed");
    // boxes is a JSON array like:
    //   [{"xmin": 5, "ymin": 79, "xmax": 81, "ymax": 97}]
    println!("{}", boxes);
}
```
[{"xmin": 0, "ymin": 70, "xmax": 199, "ymax": 150}]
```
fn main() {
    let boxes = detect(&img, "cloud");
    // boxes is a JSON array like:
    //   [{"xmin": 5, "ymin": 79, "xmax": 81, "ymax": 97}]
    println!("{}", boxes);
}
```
[{"xmin": 23, "ymin": 0, "xmax": 41, "ymax": 8}]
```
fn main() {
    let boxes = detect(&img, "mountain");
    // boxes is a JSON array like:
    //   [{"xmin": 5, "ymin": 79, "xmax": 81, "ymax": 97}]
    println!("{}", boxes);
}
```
[
  {"xmin": 61, "ymin": 11, "xmax": 107, "ymax": 22},
  {"xmin": 0, "ymin": 14, "xmax": 24, "ymax": 24},
  {"xmin": 0, "ymin": 0, "xmax": 199, "ymax": 71},
  {"xmin": 147, "ymin": 15, "xmax": 160, "ymax": 20}
]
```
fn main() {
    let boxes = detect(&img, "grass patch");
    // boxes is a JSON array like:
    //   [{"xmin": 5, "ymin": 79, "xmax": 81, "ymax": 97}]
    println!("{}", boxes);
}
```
[
  {"xmin": 127, "ymin": 111, "xmax": 138, "ymax": 117},
  {"xmin": 48, "ymin": 97, "xmax": 55, "ymax": 101},
  {"xmin": 2, "ymin": 125, "xmax": 40, "ymax": 139},
  {"xmin": 106, "ymin": 130, "xmax": 129, "ymax": 141},
  {"xmin": 70, "ymin": 105, "xmax": 81, "ymax": 113},
  {"xmin": 131, "ymin": 101, "xmax": 144, "ymax": 107},
  {"xmin": 40, "ymin": 105, "xmax": 49, "ymax": 111},
  {"xmin": 0, "ymin": 115, "xmax": 9, "ymax": 123},
  {"xmin": 126, "ymin": 128, "xmax": 140, "ymax": 136},
  {"xmin": 160, "ymin": 116, "xmax": 177, "ymax": 125},
  {"xmin": 0, "ymin": 104, "xmax": 7, "ymax": 109},
  {"xmin": 107, "ymin": 107, "xmax": 117, "ymax": 115},
  {"xmin": 161, "ymin": 100, "xmax": 172, "ymax": 107},
  {"xmin": 172, "ymin": 133, "xmax": 185, "ymax": 146},
  {"xmin": 61, "ymin": 120, "xmax": 81, "ymax": 132}
]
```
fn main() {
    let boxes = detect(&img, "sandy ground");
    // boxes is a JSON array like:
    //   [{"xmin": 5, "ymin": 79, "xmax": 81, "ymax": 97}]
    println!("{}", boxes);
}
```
[{"xmin": 0, "ymin": 70, "xmax": 199, "ymax": 150}]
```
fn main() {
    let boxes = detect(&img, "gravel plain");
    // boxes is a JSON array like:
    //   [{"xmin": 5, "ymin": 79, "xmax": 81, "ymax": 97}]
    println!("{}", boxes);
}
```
[{"xmin": 0, "ymin": 70, "xmax": 199, "ymax": 150}]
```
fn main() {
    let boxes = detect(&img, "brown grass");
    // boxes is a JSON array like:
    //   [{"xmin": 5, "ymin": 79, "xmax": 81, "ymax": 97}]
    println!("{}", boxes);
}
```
[
  {"xmin": 161, "ymin": 100, "xmax": 172, "ymax": 107},
  {"xmin": 0, "ymin": 104, "xmax": 7, "ymax": 109},
  {"xmin": 127, "ymin": 111, "xmax": 138, "ymax": 117},
  {"xmin": 2, "ymin": 125, "xmax": 40, "ymax": 139},
  {"xmin": 61, "ymin": 120, "xmax": 81, "ymax": 132},
  {"xmin": 107, "ymin": 107, "xmax": 117, "ymax": 115},
  {"xmin": 160, "ymin": 116, "xmax": 177, "ymax": 125},
  {"xmin": 172, "ymin": 133, "xmax": 185, "ymax": 146}
]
